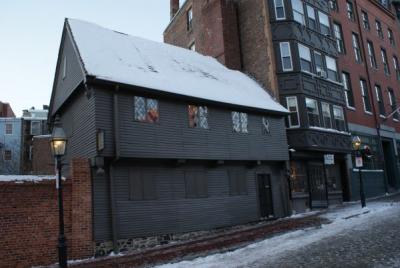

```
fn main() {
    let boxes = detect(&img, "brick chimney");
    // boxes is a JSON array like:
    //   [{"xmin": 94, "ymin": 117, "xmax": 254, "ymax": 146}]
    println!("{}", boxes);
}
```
[{"xmin": 170, "ymin": 0, "xmax": 180, "ymax": 20}]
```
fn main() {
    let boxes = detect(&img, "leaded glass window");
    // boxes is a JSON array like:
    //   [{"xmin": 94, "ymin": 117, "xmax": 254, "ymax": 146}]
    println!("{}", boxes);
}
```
[
  {"xmin": 134, "ymin": 96, "xmax": 159, "ymax": 123},
  {"xmin": 232, "ymin": 111, "xmax": 248, "ymax": 133},
  {"xmin": 188, "ymin": 105, "xmax": 209, "ymax": 129}
]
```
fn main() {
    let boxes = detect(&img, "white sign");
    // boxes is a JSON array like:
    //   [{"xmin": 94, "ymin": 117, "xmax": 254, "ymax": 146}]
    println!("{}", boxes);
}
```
[
  {"xmin": 324, "ymin": 154, "xmax": 334, "ymax": 165},
  {"xmin": 355, "ymin": 156, "xmax": 363, "ymax": 168}
]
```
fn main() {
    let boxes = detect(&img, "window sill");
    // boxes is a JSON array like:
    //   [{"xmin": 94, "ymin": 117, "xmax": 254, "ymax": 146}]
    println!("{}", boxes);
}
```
[
  {"xmin": 346, "ymin": 106, "xmax": 356, "ymax": 111},
  {"xmin": 364, "ymin": 111, "xmax": 373, "ymax": 116}
]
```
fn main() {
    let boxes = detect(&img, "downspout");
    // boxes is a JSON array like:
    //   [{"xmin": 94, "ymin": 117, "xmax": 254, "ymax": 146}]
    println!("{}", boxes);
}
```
[
  {"xmin": 109, "ymin": 85, "xmax": 120, "ymax": 253},
  {"xmin": 353, "ymin": 0, "xmax": 389, "ymax": 193}
]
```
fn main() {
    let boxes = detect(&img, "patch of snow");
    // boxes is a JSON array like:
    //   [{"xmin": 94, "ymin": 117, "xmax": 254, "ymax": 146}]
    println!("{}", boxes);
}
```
[
  {"xmin": 309, "ymin": 126, "xmax": 351, "ymax": 135},
  {"xmin": 154, "ymin": 201, "xmax": 400, "ymax": 268},
  {"xmin": 32, "ymin": 134, "xmax": 52, "ymax": 139},
  {"xmin": 67, "ymin": 19, "xmax": 287, "ymax": 114},
  {"xmin": 0, "ymin": 175, "xmax": 63, "ymax": 183},
  {"xmin": 352, "ymin": 169, "xmax": 383, "ymax": 172}
]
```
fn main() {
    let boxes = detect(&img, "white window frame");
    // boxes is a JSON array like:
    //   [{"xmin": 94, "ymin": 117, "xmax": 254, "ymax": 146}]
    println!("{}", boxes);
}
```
[
  {"xmin": 321, "ymin": 102, "xmax": 332, "ymax": 129},
  {"xmin": 360, "ymin": 79, "xmax": 372, "ymax": 114},
  {"xmin": 342, "ymin": 72, "xmax": 355, "ymax": 109},
  {"xmin": 5, "ymin": 123, "xmax": 13, "ymax": 135},
  {"xmin": 333, "ymin": 105, "xmax": 346, "ymax": 131},
  {"xmin": 318, "ymin": 11, "xmax": 331, "ymax": 35},
  {"xmin": 388, "ymin": 89, "xmax": 399, "ymax": 121},
  {"xmin": 326, "ymin": 56, "xmax": 338, "ymax": 81},
  {"xmin": 280, "ymin": 42, "xmax": 293, "ymax": 71},
  {"xmin": 274, "ymin": 0, "xmax": 286, "ymax": 20},
  {"xmin": 298, "ymin": 43, "xmax": 312, "ymax": 73},
  {"xmin": 291, "ymin": 0, "xmax": 305, "ymax": 25},
  {"xmin": 30, "ymin": 120, "xmax": 42, "ymax": 136},
  {"xmin": 305, "ymin": 97, "xmax": 320, "ymax": 127},
  {"xmin": 286, "ymin": 96, "xmax": 300, "ymax": 128}
]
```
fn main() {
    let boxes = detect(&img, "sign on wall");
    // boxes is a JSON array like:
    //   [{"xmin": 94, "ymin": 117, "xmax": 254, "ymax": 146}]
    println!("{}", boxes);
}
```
[
  {"xmin": 355, "ymin": 156, "xmax": 363, "ymax": 168},
  {"xmin": 324, "ymin": 154, "xmax": 334, "ymax": 165}
]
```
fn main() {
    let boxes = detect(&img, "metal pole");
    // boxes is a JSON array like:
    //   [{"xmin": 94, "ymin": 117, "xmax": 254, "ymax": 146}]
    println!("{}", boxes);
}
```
[
  {"xmin": 57, "ymin": 155, "xmax": 68, "ymax": 267},
  {"xmin": 358, "ymin": 162, "xmax": 366, "ymax": 208}
]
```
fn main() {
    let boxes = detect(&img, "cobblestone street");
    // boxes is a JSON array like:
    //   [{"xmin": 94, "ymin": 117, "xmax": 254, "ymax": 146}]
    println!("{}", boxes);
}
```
[
  {"xmin": 157, "ymin": 195, "xmax": 400, "ymax": 268},
  {"xmin": 249, "ymin": 202, "xmax": 400, "ymax": 268}
]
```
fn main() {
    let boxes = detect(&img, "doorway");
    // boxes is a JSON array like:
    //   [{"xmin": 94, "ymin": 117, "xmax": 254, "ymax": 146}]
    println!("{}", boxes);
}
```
[
  {"xmin": 382, "ymin": 140, "xmax": 399, "ymax": 189},
  {"xmin": 257, "ymin": 174, "xmax": 274, "ymax": 218},
  {"xmin": 308, "ymin": 162, "xmax": 328, "ymax": 208}
]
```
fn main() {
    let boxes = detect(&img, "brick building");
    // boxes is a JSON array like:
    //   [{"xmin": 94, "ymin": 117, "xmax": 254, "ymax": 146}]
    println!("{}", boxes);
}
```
[
  {"xmin": 328, "ymin": 0, "xmax": 400, "ymax": 196},
  {"xmin": 165, "ymin": 0, "xmax": 353, "ymax": 211},
  {"xmin": 0, "ymin": 101, "xmax": 15, "ymax": 117}
]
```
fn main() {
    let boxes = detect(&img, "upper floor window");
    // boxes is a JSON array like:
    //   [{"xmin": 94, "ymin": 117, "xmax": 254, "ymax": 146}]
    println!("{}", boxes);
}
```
[
  {"xmin": 360, "ymin": 79, "xmax": 372, "ymax": 113},
  {"xmin": 134, "ymin": 96, "xmax": 159, "ymax": 123},
  {"xmin": 298, "ymin": 43, "xmax": 312, "ymax": 72},
  {"xmin": 388, "ymin": 88, "xmax": 399, "ymax": 120},
  {"xmin": 388, "ymin": 29, "xmax": 395, "ymax": 46},
  {"xmin": 291, "ymin": 0, "xmax": 305, "ymax": 25},
  {"xmin": 4, "ymin": 150, "xmax": 12, "ymax": 161},
  {"xmin": 333, "ymin": 23, "xmax": 345, "ymax": 54},
  {"xmin": 329, "ymin": 0, "xmax": 338, "ymax": 12},
  {"xmin": 393, "ymin": 56, "xmax": 400, "ymax": 80},
  {"xmin": 280, "ymin": 42, "xmax": 293, "ymax": 71},
  {"xmin": 376, "ymin": 20, "xmax": 383, "ymax": 39},
  {"xmin": 361, "ymin": 11, "xmax": 370, "ymax": 30},
  {"xmin": 305, "ymin": 98, "xmax": 320, "ymax": 127},
  {"xmin": 381, "ymin": 48, "xmax": 390, "ymax": 75},
  {"xmin": 321, "ymin": 102, "xmax": 332, "ymax": 129},
  {"xmin": 333, "ymin": 106, "xmax": 346, "ymax": 131},
  {"xmin": 232, "ymin": 112, "xmax": 248, "ymax": 133},
  {"xmin": 342, "ymin": 72, "xmax": 355, "ymax": 108},
  {"xmin": 274, "ymin": 0, "xmax": 286, "ymax": 20},
  {"xmin": 188, "ymin": 105, "xmax": 208, "ymax": 129},
  {"xmin": 318, "ymin": 11, "xmax": 331, "ymax": 36},
  {"xmin": 30, "ymin": 121, "xmax": 41, "ymax": 136},
  {"xmin": 326, "ymin": 56, "xmax": 338, "ymax": 81},
  {"xmin": 346, "ymin": 1, "xmax": 355, "ymax": 21},
  {"xmin": 306, "ymin": 5, "xmax": 317, "ymax": 30},
  {"xmin": 286, "ymin": 96, "xmax": 300, "ymax": 128},
  {"xmin": 375, "ymin": 85, "xmax": 385, "ymax": 117},
  {"xmin": 367, "ymin": 41, "xmax": 377, "ymax": 69},
  {"xmin": 314, "ymin": 51, "xmax": 325, "ymax": 75},
  {"xmin": 187, "ymin": 7, "xmax": 193, "ymax": 31},
  {"xmin": 5, "ymin": 123, "xmax": 12, "ymax": 135},
  {"xmin": 352, "ymin": 33, "xmax": 362, "ymax": 63}
]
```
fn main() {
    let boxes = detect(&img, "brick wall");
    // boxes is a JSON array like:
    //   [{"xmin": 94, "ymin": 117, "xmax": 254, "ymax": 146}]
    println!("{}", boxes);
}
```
[
  {"xmin": 0, "ymin": 158, "xmax": 93, "ymax": 267},
  {"xmin": 32, "ymin": 136, "xmax": 54, "ymax": 175}
]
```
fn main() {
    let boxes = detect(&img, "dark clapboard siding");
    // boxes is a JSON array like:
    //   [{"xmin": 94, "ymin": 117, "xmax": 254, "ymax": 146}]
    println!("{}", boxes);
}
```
[
  {"xmin": 60, "ymin": 89, "xmax": 97, "ymax": 175},
  {"xmin": 93, "ymin": 162, "xmax": 287, "ymax": 241},
  {"xmin": 94, "ymin": 88, "xmax": 289, "ymax": 161},
  {"xmin": 51, "ymin": 30, "xmax": 85, "ymax": 116}
]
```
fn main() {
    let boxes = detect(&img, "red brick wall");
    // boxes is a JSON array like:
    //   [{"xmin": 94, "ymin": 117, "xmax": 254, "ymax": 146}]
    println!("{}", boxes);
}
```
[
  {"xmin": 32, "ymin": 136, "xmax": 54, "ymax": 175},
  {"xmin": 332, "ymin": 0, "xmax": 400, "ymax": 132},
  {"xmin": 0, "ymin": 158, "xmax": 93, "ymax": 267}
]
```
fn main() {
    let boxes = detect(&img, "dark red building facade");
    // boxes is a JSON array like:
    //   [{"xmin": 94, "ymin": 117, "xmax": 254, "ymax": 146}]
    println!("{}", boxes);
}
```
[{"xmin": 330, "ymin": 0, "xmax": 400, "ymax": 193}]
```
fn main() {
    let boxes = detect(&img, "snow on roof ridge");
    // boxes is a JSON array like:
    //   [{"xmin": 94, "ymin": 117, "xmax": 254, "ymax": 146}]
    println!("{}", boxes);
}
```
[{"xmin": 66, "ymin": 18, "xmax": 288, "ymax": 113}]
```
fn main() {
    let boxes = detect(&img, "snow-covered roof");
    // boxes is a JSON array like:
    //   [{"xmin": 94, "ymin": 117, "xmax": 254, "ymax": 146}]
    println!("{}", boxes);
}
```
[{"xmin": 66, "ymin": 19, "xmax": 287, "ymax": 114}]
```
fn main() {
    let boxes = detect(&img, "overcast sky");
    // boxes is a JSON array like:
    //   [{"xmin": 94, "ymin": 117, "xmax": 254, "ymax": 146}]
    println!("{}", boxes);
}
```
[{"xmin": 0, "ymin": 1, "xmax": 170, "ymax": 116}]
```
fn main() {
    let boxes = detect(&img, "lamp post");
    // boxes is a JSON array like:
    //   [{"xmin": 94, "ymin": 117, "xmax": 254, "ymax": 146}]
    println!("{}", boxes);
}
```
[
  {"xmin": 352, "ymin": 136, "xmax": 366, "ymax": 208},
  {"xmin": 51, "ymin": 116, "xmax": 68, "ymax": 268}
]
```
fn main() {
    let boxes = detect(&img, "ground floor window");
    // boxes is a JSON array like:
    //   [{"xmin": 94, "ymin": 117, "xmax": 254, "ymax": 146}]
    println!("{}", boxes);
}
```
[
  {"xmin": 326, "ymin": 164, "xmax": 342, "ymax": 192},
  {"xmin": 290, "ymin": 161, "xmax": 308, "ymax": 193}
]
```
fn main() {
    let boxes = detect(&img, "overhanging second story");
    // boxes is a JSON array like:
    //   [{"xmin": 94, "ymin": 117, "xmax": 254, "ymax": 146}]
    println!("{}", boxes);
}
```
[{"xmin": 49, "ymin": 19, "xmax": 290, "ymax": 163}]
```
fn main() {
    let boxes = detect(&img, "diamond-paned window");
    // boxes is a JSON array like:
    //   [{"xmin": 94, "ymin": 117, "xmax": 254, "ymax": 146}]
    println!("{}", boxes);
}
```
[
  {"xmin": 188, "ymin": 105, "xmax": 209, "ymax": 129},
  {"xmin": 134, "ymin": 96, "xmax": 159, "ymax": 123},
  {"xmin": 232, "ymin": 111, "xmax": 248, "ymax": 133}
]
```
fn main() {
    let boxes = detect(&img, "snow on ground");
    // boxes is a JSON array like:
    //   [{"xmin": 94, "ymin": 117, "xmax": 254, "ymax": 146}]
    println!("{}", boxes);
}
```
[
  {"xmin": 155, "ymin": 201, "xmax": 400, "ymax": 268},
  {"xmin": 0, "ymin": 175, "xmax": 60, "ymax": 182}
]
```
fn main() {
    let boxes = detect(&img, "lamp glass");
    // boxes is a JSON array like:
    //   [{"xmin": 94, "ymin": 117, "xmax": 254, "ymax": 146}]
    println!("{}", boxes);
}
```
[
  {"xmin": 51, "ymin": 139, "xmax": 66, "ymax": 156},
  {"xmin": 352, "ymin": 136, "xmax": 361, "ymax": 151}
]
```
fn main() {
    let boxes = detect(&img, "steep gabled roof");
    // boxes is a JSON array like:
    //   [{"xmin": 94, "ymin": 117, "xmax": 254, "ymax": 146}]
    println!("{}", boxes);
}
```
[{"xmin": 67, "ymin": 19, "xmax": 287, "ymax": 113}]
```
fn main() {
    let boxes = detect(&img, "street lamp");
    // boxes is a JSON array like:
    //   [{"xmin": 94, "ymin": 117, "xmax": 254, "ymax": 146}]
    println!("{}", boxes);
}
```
[
  {"xmin": 51, "ymin": 115, "xmax": 68, "ymax": 268},
  {"xmin": 352, "ymin": 136, "xmax": 366, "ymax": 208}
]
